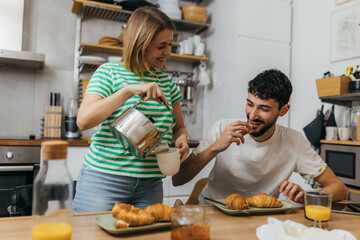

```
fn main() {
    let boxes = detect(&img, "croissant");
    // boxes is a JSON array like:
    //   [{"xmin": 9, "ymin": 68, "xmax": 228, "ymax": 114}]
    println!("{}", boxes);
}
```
[
  {"xmin": 246, "ymin": 193, "xmax": 282, "ymax": 208},
  {"xmin": 143, "ymin": 203, "xmax": 176, "ymax": 222},
  {"xmin": 225, "ymin": 193, "xmax": 248, "ymax": 210},
  {"xmin": 111, "ymin": 203, "xmax": 156, "ymax": 227},
  {"xmin": 114, "ymin": 219, "xmax": 129, "ymax": 229}
]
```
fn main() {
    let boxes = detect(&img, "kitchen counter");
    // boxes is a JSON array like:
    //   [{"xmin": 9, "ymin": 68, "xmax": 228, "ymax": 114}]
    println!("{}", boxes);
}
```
[
  {"xmin": 0, "ymin": 139, "xmax": 200, "ymax": 148},
  {"xmin": 0, "ymin": 138, "xmax": 90, "ymax": 147},
  {"xmin": 0, "ymin": 205, "xmax": 359, "ymax": 239}
]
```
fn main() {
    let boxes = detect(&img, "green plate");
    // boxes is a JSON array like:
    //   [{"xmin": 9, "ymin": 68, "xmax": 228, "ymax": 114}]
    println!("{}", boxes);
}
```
[
  {"xmin": 210, "ymin": 199, "xmax": 294, "ymax": 216},
  {"xmin": 94, "ymin": 214, "xmax": 171, "ymax": 235}
]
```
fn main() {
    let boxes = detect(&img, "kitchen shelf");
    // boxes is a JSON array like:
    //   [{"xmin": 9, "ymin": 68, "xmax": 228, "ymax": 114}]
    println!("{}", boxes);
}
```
[
  {"xmin": 320, "ymin": 92, "xmax": 360, "ymax": 108},
  {"xmin": 79, "ymin": 42, "xmax": 208, "ymax": 66},
  {"xmin": 320, "ymin": 139, "xmax": 360, "ymax": 146},
  {"xmin": 71, "ymin": 0, "xmax": 210, "ymax": 33}
]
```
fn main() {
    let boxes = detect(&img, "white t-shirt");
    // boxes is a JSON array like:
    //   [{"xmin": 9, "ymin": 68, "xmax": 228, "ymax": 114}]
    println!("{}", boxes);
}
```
[{"xmin": 197, "ymin": 119, "xmax": 327, "ymax": 204}]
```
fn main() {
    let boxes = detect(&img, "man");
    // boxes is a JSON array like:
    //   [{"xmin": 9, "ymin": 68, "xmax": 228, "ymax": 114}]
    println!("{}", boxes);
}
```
[{"xmin": 172, "ymin": 69, "xmax": 349, "ymax": 204}]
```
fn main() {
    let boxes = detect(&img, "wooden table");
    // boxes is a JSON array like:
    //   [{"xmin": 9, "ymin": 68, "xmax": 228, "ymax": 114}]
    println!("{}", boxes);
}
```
[{"xmin": 0, "ymin": 205, "xmax": 359, "ymax": 240}]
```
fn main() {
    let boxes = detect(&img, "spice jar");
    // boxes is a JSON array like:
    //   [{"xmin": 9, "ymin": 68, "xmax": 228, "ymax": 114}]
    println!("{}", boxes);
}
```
[
  {"xmin": 31, "ymin": 141, "xmax": 73, "ymax": 240},
  {"xmin": 171, "ymin": 205, "xmax": 210, "ymax": 240}
]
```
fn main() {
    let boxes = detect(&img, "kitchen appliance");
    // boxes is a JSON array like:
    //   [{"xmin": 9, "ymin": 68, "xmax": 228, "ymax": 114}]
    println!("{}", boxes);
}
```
[
  {"xmin": 64, "ymin": 98, "xmax": 80, "ymax": 139},
  {"xmin": 0, "ymin": 145, "xmax": 40, "ymax": 217},
  {"xmin": 320, "ymin": 143, "xmax": 360, "ymax": 188},
  {"xmin": 350, "ymin": 106, "xmax": 360, "ymax": 141},
  {"xmin": 109, "ymin": 97, "xmax": 175, "ymax": 159}
]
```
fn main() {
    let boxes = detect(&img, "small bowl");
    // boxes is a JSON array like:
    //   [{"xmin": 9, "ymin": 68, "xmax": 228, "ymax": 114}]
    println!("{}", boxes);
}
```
[{"xmin": 182, "ymin": 6, "xmax": 207, "ymax": 23}]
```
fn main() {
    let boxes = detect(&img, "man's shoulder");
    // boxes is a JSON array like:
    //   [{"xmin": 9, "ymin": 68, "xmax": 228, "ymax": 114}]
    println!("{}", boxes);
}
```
[{"xmin": 276, "ymin": 124, "xmax": 306, "ymax": 141}]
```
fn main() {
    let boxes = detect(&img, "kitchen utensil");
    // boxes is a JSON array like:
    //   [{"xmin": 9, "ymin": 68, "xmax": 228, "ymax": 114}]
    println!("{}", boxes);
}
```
[
  {"xmin": 325, "ymin": 126, "xmax": 337, "ymax": 140},
  {"xmin": 198, "ymin": 60, "xmax": 210, "ymax": 86},
  {"xmin": 304, "ymin": 191, "xmax": 332, "ymax": 228},
  {"xmin": 338, "ymin": 127, "xmax": 350, "ymax": 141},
  {"xmin": 177, "ymin": 80, "xmax": 187, "ymax": 98},
  {"xmin": 204, "ymin": 197, "xmax": 227, "ymax": 207},
  {"xmin": 64, "ymin": 98, "xmax": 80, "ymax": 139},
  {"xmin": 156, "ymin": 148, "xmax": 180, "ymax": 176},
  {"xmin": 194, "ymin": 42, "xmax": 205, "ymax": 56},
  {"xmin": 350, "ymin": 106, "xmax": 360, "ymax": 141},
  {"xmin": 109, "ymin": 97, "xmax": 176, "ymax": 159},
  {"xmin": 171, "ymin": 205, "xmax": 210, "ymax": 240},
  {"xmin": 349, "ymin": 80, "xmax": 360, "ymax": 93},
  {"xmin": 94, "ymin": 214, "xmax": 171, "ymax": 235},
  {"xmin": 181, "ymin": 5, "xmax": 207, "ymax": 23}
]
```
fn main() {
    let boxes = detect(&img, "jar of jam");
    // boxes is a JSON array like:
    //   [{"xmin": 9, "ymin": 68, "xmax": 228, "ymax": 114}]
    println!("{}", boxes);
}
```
[{"xmin": 171, "ymin": 205, "xmax": 210, "ymax": 240}]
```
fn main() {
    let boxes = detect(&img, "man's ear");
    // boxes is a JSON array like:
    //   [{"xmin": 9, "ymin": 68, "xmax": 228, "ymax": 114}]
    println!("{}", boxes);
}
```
[{"xmin": 279, "ymin": 104, "xmax": 290, "ymax": 117}]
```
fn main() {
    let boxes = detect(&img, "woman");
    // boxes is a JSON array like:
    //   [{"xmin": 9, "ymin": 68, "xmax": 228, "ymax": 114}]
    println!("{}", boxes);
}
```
[{"xmin": 73, "ymin": 7, "xmax": 190, "ymax": 213}]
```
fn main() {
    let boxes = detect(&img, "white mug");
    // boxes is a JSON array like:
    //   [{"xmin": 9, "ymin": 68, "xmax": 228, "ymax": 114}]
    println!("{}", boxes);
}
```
[
  {"xmin": 183, "ymin": 39, "xmax": 193, "ymax": 55},
  {"xmin": 325, "ymin": 126, "xmax": 338, "ymax": 140},
  {"xmin": 194, "ymin": 42, "xmax": 205, "ymax": 56},
  {"xmin": 156, "ymin": 148, "xmax": 180, "ymax": 176},
  {"xmin": 193, "ymin": 35, "xmax": 201, "ymax": 46},
  {"xmin": 338, "ymin": 127, "xmax": 350, "ymax": 141}
]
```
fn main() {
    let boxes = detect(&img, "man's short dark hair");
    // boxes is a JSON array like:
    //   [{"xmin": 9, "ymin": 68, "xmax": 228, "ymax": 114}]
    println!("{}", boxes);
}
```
[{"xmin": 248, "ymin": 69, "xmax": 292, "ymax": 109}]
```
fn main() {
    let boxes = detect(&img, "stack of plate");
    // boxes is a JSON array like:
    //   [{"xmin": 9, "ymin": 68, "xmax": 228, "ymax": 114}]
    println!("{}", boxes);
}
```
[
  {"xmin": 98, "ymin": 36, "xmax": 120, "ymax": 46},
  {"xmin": 79, "ymin": 55, "xmax": 106, "ymax": 65},
  {"xmin": 158, "ymin": 0, "xmax": 181, "ymax": 20}
]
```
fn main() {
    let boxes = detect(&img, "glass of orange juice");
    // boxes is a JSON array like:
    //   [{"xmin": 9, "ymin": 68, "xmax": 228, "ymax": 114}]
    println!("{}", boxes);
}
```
[{"xmin": 304, "ymin": 191, "xmax": 332, "ymax": 228}]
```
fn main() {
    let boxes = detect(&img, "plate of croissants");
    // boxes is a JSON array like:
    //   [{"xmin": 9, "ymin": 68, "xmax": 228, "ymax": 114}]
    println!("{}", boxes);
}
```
[
  {"xmin": 94, "ymin": 203, "xmax": 175, "ymax": 235},
  {"xmin": 208, "ymin": 193, "xmax": 294, "ymax": 216}
]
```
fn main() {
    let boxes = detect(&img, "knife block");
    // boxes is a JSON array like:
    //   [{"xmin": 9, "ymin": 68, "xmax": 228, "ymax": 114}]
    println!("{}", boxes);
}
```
[{"xmin": 44, "ymin": 106, "xmax": 62, "ymax": 138}]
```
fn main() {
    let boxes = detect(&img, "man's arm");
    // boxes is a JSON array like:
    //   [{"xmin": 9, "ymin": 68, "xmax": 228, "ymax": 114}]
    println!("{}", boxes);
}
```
[
  {"xmin": 172, "ymin": 120, "xmax": 252, "ymax": 186},
  {"xmin": 172, "ymin": 147, "xmax": 217, "ymax": 186},
  {"xmin": 278, "ymin": 166, "xmax": 349, "ymax": 203},
  {"xmin": 315, "ymin": 166, "xmax": 349, "ymax": 201}
]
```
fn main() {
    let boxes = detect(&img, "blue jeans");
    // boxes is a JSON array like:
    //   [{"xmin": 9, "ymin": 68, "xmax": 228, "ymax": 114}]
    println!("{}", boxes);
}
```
[{"xmin": 73, "ymin": 164, "xmax": 163, "ymax": 213}]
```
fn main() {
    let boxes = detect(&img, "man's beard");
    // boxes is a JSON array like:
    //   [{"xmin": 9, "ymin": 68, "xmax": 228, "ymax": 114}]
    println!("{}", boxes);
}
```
[{"xmin": 247, "ymin": 115, "xmax": 279, "ymax": 138}]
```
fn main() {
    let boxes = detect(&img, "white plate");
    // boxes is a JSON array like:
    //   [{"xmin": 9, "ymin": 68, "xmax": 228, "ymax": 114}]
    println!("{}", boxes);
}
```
[
  {"xmin": 94, "ymin": 214, "xmax": 171, "ymax": 235},
  {"xmin": 210, "ymin": 199, "xmax": 294, "ymax": 216},
  {"xmin": 79, "ymin": 55, "xmax": 106, "ymax": 65}
]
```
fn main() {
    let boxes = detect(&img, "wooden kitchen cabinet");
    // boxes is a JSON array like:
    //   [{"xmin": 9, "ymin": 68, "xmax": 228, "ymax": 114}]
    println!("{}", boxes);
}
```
[{"xmin": 67, "ymin": 146, "xmax": 88, "ymax": 180}]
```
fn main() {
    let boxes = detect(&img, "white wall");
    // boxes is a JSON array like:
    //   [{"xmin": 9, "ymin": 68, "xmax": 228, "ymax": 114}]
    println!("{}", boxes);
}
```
[
  {"xmin": 0, "ymin": 0, "xmax": 24, "ymax": 51},
  {"xmin": 202, "ymin": 0, "xmax": 360, "ymax": 139},
  {"xmin": 203, "ymin": 0, "xmax": 292, "ymax": 134},
  {"xmin": 291, "ymin": 0, "xmax": 360, "ymax": 132}
]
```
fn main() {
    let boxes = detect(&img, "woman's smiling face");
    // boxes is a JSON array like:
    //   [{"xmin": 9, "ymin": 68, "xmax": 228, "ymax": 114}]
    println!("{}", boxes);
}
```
[{"xmin": 145, "ymin": 28, "xmax": 173, "ymax": 69}]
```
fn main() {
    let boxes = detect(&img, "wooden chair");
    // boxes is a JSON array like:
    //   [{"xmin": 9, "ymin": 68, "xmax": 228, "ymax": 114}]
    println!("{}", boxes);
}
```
[{"xmin": 174, "ymin": 177, "xmax": 208, "ymax": 208}]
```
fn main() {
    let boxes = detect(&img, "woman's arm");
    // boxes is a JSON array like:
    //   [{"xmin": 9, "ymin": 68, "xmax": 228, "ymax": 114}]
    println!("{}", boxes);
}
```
[
  {"xmin": 171, "ymin": 101, "xmax": 190, "ymax": 162},
  {"xmin": 77, "ymin": 82, "xmax": 169, "ymax": 131}
]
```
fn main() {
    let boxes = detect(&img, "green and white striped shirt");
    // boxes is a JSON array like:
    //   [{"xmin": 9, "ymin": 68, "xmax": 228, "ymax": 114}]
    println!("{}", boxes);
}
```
[{"xmin": 83, "ymin": 62, "xmax": 182, "ymax": 178}]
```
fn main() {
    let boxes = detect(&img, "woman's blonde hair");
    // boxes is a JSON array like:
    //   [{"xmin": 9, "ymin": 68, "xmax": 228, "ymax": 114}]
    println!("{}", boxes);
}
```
[{"xmin": 122, "ymin": 7, "xmax": 175, "ymax": 79}]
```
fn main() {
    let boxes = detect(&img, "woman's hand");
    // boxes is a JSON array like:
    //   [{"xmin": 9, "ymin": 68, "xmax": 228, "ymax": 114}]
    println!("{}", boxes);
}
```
[
  {"xmin": 175, "ymin": 135, "xmax": 190, "ymax": 163},
  {"xmin": 128, "ymin": 82, "xmax": 169, "ymax": 106}
]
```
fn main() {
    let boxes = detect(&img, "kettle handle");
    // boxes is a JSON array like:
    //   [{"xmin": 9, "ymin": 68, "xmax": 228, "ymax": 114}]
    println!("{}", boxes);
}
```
[{"xmin": 133, "ymin": 96, "xmax": 177, "ymax": 136}]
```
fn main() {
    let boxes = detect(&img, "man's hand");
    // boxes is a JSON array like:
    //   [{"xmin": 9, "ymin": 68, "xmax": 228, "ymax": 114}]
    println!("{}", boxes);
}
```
[
  {"xmin": 211, "ymin": 121, "xmax": 252, "ymax": 153},
  {"xmin": 278, "ymin": 180, "xmax": 304, "ymax": 204}
]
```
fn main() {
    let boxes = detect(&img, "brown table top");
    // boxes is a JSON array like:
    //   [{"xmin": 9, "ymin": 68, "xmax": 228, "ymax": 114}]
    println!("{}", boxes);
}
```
[{"xmin": 0, "ymin": 205, "xmax": 359, "ymax": 240}]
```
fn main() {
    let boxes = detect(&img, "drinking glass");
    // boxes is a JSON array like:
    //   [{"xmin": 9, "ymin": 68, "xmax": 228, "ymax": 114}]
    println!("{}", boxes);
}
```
[{"xmin": 304, "ymin": 191, "xmax": 332, "ymax": 228}]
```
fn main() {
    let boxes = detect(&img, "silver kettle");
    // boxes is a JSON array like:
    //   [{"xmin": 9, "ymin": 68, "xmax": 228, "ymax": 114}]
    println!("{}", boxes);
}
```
[{"xmin": 109, "ymin": 97, "xmax": 175, "ymax": 159}]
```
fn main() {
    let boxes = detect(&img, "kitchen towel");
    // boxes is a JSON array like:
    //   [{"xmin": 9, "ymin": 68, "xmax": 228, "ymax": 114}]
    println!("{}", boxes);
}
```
[
  {"xmin": 303, "ymin": 105, "xmax": 325, "ymax": 148},
  {"xmin": 256, "ymin": 217, "xmax": 356, "ymax": 240}
]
